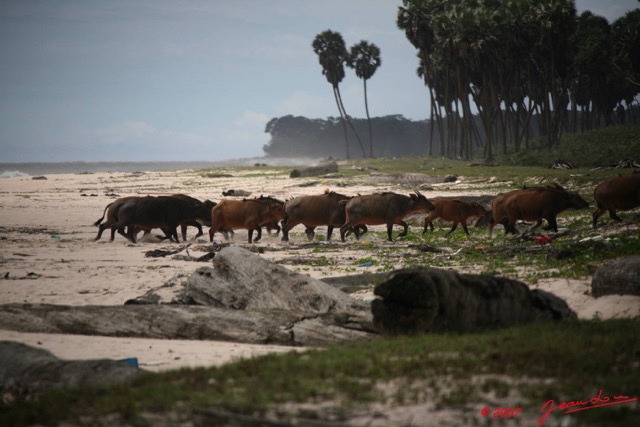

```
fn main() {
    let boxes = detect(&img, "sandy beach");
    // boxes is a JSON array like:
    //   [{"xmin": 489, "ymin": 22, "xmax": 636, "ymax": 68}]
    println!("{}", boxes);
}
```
[{"xmin": 1, "ymin": 166, "xmax": 638, "ymax": 372}]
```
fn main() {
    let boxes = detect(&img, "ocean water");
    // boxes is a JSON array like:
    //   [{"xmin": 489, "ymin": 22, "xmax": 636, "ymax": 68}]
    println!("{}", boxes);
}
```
[{"xmin": 0, "ymin": 157, "xmax": 322, "ymax": 178}]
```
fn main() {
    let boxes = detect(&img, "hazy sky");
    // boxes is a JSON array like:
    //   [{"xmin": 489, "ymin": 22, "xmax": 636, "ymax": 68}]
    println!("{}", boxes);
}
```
[{"xmin": 1, "ymin": 0, "xmax": 638, "ymax": 163}]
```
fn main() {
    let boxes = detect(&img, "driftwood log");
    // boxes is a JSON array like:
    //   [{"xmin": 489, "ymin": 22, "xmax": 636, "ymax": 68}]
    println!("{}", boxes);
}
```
[
  {"xmin": 372, "ymin": 268, "xmax": 576, "ymax": 335},
  {"xmin": 591, "ymin": 256, "xmax": 640, "ymax": 297},
  {"xmin": 0, "ymin": 247, "xmax": 376, "ymax": 347}
]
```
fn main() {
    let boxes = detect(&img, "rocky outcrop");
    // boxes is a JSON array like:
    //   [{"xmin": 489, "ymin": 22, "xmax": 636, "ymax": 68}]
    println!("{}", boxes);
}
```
[
  {"xmin": 0, "ymin": 341, "xmax": 139, "ymax": 401},
  {"xmin": 372, "ymin": 268, "xmax": 576, "ymax": 335},
  {"xmin": 592, "ymin": 256, "xmax": 640, "ymax": 297}
]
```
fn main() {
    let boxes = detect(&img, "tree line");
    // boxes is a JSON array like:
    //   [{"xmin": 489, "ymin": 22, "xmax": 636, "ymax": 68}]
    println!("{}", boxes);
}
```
[
  {"xmin": 264, "ymin": 1, "xmax": 640, "ymax": 161},
  {"xmin": 397, "ymin": 0, "xmax": 640, "ymax": 161},
  {"xmin": 263, "ymin": 115, "xmax": 431, "ymax": 158}
]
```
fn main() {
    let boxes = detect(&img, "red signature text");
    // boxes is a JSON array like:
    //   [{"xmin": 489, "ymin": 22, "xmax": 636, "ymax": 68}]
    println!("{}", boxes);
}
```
[
  {"xmin": 537, "ymin": 390, "xmax": 637, "ymax": 426},
  {"xmin": 480, "ymin": 407, "xmax": 521, "ymax": 419}
]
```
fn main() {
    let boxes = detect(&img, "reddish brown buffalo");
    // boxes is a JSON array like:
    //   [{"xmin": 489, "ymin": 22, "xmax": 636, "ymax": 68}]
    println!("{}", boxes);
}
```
[
  {"xmin": 209, "ymin": 196, "xmax": 285, "ymax": 244},
  {"xmin": 422, "ymin": 197, "xmax": 489, "ymax": 235},
  {"xmin": 340, "ymin": 191, "xmax": 435, "ymax": 241},
  {"xmin": 592, "ymin": 172, "xmax": 640, "ymax": 228},
  {"xmin": 489, "ymin": 184, "xmax": 589, "ymax": 237},
  {"xmin": 281, "ymin": 191, "xmax": 366, "ymax": 242},
  {"xmin": 488, "ymin": 190, "xmax": 523, "ymax": 235}
]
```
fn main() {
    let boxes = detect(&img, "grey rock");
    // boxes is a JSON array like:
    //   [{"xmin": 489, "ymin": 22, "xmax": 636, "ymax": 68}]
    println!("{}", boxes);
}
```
[
  {"xmin": 0, "ymin": 341, "xmax": 139, "ymax": 401},
  {"xmin": 592, "ymin": 256, "xmax": 640, "ymax": 297},
  {"xmin": 372, "ymin": 268, "xmax": 576, "ymax": 335}
]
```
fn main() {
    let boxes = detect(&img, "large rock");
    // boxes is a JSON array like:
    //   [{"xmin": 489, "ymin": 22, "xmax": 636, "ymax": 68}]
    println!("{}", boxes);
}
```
[
  {"xmin": 175, "ymin": 246, "xmax": 366, "ymax": 314},
  {"xmin": 372, "ymin": 268, "xmax": 576, "ymax": 335},
  {"xmin": 0, "ymin": 341, "xmax": 139, "ymax": 401},
  {"xmin": 592, "ymin": 256, "xmax": 640, "ymax": 297}
]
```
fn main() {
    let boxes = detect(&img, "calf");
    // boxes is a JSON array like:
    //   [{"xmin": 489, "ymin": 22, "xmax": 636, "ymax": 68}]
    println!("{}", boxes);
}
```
[
  {"xmin": 209, "ymin": 196, "xmax": 285, "ymax": 244},
  {"xmin": 340, "ymin": 191, "xmax": 435, "ymax": 241},
  {"xmin": 592, "ymin": 172, "xmax": 640, "ymax": 228},
  {"xmin": 422, "ymin": 197, "xmax": 489, "ymax": 235},
  {"xmin": 489, "ymin": 184, "xmax": 589, "ymax": 237},
  {"xmin": 282, "ymin": 191, "xmax": 366, "ymax": 242}
]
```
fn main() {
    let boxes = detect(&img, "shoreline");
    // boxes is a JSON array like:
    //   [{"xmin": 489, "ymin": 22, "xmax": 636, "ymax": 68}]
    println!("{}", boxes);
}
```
[{"xmin": 1, "ymin": 168, "xmax": 638, "ymax": 371}]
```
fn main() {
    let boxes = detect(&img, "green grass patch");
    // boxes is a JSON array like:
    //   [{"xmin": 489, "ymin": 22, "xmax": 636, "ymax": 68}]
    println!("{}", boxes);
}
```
[{"xmin": 2, "ymin": 320, "xmax": 638, "ymax": 426}]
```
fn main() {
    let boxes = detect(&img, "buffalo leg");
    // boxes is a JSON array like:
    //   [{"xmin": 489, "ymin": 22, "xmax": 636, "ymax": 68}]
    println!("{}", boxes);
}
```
[
  {"xmin": 386, "ymin": 223, "xmax": 396, "ymax": 241},
  {"xmin": 608, "ymin": 209, "xmax": 623, "ymax": 222},
  {"xmin": 446, "ymin": 223, "xmax": 460, "ymax": 236},
  {"xmin": 461, "ymin": 222, "xmax": 471, "ymax": 235},
  {"xmin": 422, "ymin": 220, "xmax": 434, "ymax": 234},
  {"xmin": 253, "ymin": 225, "xmax": 262, "ymax": 242},
  {"xmin": 126, "ymin": 226, "xmax": 137, "ymax": 244},
  {"xmin": 339, "ymin": 223, "xmax": 352, "ymax": 242},
  {"xmin": 281, "ymin": 219, "xmax": 300, "ymax": 242},
  {"xmin": 95, "ymin": 223, "xmax": 109, "ymax": 241},
  {"xmin": 396, "ymin": 221, "xmax": 409, "ymax": 239}
]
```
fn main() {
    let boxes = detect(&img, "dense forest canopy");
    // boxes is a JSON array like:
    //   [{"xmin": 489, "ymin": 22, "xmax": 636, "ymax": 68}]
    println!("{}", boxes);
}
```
[
  {"xmin": 263, "ymin": 0, "xmax": 640, "ymax": 160},
  {"xmin": 263, "ymin": 115, "xmax": 431, "ymax": 158}
]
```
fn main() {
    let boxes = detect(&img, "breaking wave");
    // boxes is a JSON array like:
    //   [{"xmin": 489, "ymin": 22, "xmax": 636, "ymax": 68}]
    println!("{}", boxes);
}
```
[{"xmin": 0, "ymin": 170, "xmax": 29, "ymax": 179}]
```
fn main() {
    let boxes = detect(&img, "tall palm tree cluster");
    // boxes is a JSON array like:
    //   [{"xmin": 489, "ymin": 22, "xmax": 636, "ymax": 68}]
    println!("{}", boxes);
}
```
[
  {"xmin": 312, "ymin": 30, "xmax": 381, "ymax": 158},
  {"xmin": 397, "ymin": 0, "xmax": 640, "ymax": 161}
]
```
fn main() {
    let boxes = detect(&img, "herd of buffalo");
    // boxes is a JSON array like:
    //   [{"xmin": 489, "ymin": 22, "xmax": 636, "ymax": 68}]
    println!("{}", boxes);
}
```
[{"xmin": 93, "ymin": 171, "xmax": 640, "ymax": 244}]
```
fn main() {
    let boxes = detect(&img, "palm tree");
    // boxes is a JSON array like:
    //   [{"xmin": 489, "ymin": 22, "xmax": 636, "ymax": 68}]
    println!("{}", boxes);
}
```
[
  {"xmin": 347, "ymin": 41, "xmax": 381, "ymax": 157},
  {"xmin": 312, "ymin": 30, "xmax": 366, "ymax": 158}
]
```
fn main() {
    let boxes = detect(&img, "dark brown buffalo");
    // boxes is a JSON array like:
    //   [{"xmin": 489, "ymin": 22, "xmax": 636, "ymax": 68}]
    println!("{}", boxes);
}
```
[
  {"xmin": 592, "ymin": 172, "xmax": 640, "ymax": 228},
  {"xmin": 422, "ymin": 197, "xmax": 489, "ymax": 235},
  {"xmin": 169, "ymin": 194, "xmax": 216, "ymax": 240},
  {"xmin": 94, "ymin": 196, "xmax": 152, "ymax": 241},
  {"xmin": 94, "ymin": 194, "xmax": 215, "ymax": 242},
  {"xmin": 209, "ymin": 196, "xmax": 285, "ymax": 244},
  {"xmin": 340, "ymin": 191, "xmax": 435, "ymax": 241},
  {"xmin": 110, "ymin": 196, "xmax": 211, "ymax": 243},
  {"xmin": 489, "ymin": 184, "xmax": 589, "ymax": 237},
  {"xmin": 281, "ymin": 191, "xmax": 366, "ymax": 242}
]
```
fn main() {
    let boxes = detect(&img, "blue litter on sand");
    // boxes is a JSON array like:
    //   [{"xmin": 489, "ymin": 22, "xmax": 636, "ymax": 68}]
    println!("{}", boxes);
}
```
[
  {"xmin": 118, "ymin": 357, "xmax": 139, "ymax": 368},
  {"xmin": 359, "ymin": 261, "xmax": 373, "ymax": 267}
]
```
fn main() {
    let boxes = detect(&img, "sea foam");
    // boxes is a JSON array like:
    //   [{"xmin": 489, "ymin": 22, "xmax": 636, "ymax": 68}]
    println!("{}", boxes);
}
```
[{"xmin": 0, "ymin": 170, "xmax": 29, "ymax": 179}]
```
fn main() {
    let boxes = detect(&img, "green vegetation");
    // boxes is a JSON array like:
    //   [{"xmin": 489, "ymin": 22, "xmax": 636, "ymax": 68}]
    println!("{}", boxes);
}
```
[
  {"xmin": 505, "ymin": 125, "xmax": 640, "ymax": 168},
  {"xmin": 2, "ymin": 320, "xmax": 638, "ymax": 426}
]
